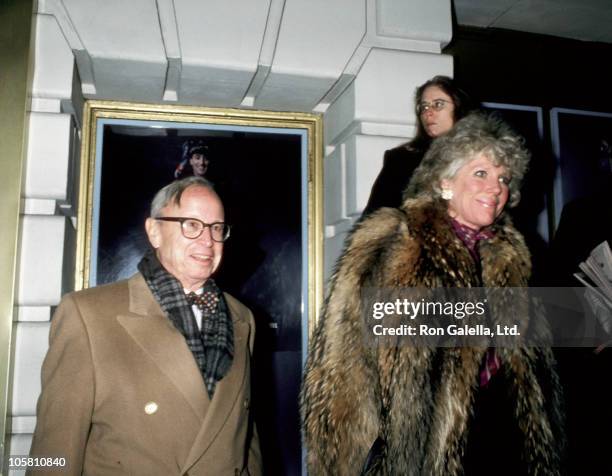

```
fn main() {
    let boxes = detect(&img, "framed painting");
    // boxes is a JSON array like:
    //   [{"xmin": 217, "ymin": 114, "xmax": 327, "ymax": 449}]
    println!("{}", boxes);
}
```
[
  {"xmin": 550, "ymin": 108, "xmax": 612, "ymax": 227},
  {"xmin": 76, "ymin": 100, "xmax": 323, "ymax": 475}
]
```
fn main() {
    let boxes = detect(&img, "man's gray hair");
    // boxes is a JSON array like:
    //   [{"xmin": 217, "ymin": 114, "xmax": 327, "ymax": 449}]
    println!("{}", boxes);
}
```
[
  {"xmin": 406, "ymin": 112, "xmax": 530, "ymax": 207},
  {"xmin": 150, "ymin": 176, "xmax": 215, "ymax": 217}
]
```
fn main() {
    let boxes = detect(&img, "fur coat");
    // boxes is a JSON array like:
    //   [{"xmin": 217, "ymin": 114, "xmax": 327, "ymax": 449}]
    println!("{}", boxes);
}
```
[{"xmin": 301, "ymin": 197, "xmax": 563, "ymax": 476}]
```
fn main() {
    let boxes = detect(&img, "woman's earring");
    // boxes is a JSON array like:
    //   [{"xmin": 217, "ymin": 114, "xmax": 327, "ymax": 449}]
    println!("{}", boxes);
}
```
[{"xmin": 441, "ymin": 188, "xmax": 453, "ymax": 200}]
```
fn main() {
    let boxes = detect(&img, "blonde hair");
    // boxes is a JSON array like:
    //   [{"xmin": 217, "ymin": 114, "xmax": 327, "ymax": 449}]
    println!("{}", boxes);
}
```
[{"xmin": 406, "ymin": 112, "xmax": 530, "ymax": 207}]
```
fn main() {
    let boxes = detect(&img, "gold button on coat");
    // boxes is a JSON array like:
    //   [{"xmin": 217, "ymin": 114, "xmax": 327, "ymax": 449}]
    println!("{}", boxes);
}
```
[{"xmin": 144, "ymin": 402, "xmax": 158, "ymax": 415}]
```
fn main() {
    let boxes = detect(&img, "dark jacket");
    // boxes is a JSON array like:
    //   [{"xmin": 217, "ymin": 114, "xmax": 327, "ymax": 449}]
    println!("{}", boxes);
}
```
[
  {"xmin": 548, "ymin": 190, "xmax": 612, "ymax": 286},
  {"xmin": 546, "ymin": 189, "xmax": 612, "ymax": 475},
  {"xmin": 363, "ymin": 145, "xmax": 425, "ymax": 217},
  {"xmin": 301, "ymin": 198, "xmax": 563, "ymax": 476}
]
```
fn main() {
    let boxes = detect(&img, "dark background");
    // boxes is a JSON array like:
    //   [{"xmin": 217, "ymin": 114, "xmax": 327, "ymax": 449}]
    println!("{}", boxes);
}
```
[{"xmin": 446, "ymin": 26, "xmax": 612, "ymax": 112}]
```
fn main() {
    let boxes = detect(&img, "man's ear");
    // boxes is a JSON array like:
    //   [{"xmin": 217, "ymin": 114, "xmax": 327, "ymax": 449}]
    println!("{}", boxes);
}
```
[{"xmin": 145, "ymin": 218, "xmax": 160, "ymax": 248}]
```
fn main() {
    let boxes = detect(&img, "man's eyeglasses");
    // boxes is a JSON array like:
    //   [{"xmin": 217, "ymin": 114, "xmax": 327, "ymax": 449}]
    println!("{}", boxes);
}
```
[
  {"xmin": 416, "ymin": 99, "xmax": 451, "ymax": 115},
  {"xmin": 155, "ymin": 217, "xmax": 230, "ymax": 242}
]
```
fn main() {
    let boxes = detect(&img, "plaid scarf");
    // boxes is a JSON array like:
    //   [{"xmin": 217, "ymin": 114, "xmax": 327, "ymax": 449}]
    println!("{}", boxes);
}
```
[{"xmin": 138, "ymin": 249, "xmax": 234, "ymax": 397}]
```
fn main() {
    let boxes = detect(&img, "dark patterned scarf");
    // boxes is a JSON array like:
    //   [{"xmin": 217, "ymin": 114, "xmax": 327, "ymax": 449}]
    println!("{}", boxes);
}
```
[
  {"xmin": 138, "ymin": 249, "xmax": 234, "ymax": 397},
  {"xmin": 450, "ymin": 218, "xmax": 495, "ymax": 262},
  {"xmin": 449, "ymin": 219, "xmax": 500, "ymax": 386}
]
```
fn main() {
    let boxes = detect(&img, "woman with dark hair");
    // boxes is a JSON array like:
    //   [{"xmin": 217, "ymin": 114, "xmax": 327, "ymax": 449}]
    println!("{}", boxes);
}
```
[
  {"xmin": 363, "ymin": 75, "xmax": 477, "ymax": 216},
  {"xmin": 301, "ymin": 113, "xmax": 563, "ymax": 475}
]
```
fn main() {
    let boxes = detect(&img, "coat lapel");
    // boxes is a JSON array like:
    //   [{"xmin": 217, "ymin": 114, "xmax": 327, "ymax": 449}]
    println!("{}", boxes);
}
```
[
  {"xmin": 181, "ymin": 297, "xmax": 250, "ymax": 473},
  {"xmin": 117, "ymin": 274, "xmax": 210, "ymax": 421}
]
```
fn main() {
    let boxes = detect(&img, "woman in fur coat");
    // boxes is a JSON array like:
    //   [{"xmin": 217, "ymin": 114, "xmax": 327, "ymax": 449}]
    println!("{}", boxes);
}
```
[{"xmin": 301, "ymin": 113, "xmax": 563, "ymax": 476}]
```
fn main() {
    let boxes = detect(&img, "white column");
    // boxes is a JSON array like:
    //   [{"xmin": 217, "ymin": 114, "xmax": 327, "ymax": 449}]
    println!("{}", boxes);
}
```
[
  {"xmin": 322, "ymin": 0, "xmax": 454, "ymax": 280},
  {"xmin": 9, "ymin": 11, "xmax": 82, "ymax": 460}
]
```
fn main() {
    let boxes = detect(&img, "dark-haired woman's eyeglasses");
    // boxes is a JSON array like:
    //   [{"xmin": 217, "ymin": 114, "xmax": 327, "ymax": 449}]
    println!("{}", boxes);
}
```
[{"xmin": 417, "ymin": 99, "xmax": 451, "ymax": 115}]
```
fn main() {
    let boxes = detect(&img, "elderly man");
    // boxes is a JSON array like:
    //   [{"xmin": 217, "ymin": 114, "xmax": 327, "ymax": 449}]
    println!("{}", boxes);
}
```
[{"xmin": 29, "ymin": 176, "xmax": 261, "ymax": 475}]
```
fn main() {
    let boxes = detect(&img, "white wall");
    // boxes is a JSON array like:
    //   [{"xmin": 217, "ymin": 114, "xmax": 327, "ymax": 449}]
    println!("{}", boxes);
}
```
[{"xmin": 322, "ymin": 39, "xmax": 453, "ymax": 280}]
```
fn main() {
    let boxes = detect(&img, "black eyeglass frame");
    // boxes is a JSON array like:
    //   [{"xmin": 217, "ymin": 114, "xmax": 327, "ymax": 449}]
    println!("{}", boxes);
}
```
[{"xmin": 155, "ymin": 216, "xmax": 231, "ymax": 242}]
